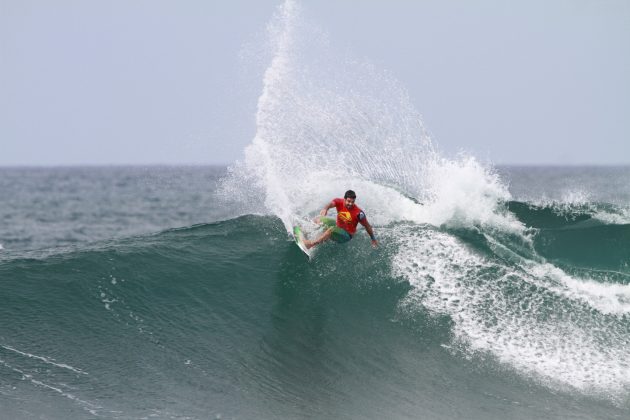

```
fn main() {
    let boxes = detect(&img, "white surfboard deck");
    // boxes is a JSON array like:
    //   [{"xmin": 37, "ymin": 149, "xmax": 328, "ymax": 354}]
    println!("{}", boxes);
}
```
[{"xmin": 292, "ymin": 225, "xmax": 312, "ymax": 259}]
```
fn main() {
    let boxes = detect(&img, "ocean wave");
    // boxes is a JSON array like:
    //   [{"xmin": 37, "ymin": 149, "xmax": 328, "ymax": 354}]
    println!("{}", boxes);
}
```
[{"xmin": 2, "ymin": 214, "xmax": 629, "ymax": 407}]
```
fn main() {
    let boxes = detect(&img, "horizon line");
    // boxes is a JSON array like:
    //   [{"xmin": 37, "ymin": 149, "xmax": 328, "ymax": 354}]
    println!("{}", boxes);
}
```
[{"xmin": 1, "ymin": 162, "xmax": 630, "ymax": 168}]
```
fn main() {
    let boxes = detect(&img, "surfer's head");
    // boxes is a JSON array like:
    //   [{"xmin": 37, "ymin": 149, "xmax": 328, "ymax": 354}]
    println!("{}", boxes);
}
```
[{"xmin": 344, "ymin": 190, "xmax": 356, "ymax": 207}]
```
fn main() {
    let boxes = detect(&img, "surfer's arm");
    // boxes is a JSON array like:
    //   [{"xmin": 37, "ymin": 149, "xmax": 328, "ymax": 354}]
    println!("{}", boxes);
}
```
[
  {"xmin": 361, "ymin": 218, "xmax": 378, "ymax": 248},
  {"xmin": 319, "ymin": 201, "xmax": 336, "ymax": 216}
]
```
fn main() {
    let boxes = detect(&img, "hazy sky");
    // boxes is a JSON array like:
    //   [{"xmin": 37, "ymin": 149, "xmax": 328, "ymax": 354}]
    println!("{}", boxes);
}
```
[{"xmin": 1, "ymin": 0, "xmax": 629, "ymax": 165}]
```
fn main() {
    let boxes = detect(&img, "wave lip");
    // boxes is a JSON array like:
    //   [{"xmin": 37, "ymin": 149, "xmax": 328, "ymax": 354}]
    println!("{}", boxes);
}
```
[{"xmin": 503, "ymin": 201, "xmax": 630, "ymax": 273}]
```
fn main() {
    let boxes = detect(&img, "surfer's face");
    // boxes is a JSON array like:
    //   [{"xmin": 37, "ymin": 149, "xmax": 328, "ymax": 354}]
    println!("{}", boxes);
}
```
[{"xmin": 344, "ymin": 197, "xmax": 355, "ymax": 208}]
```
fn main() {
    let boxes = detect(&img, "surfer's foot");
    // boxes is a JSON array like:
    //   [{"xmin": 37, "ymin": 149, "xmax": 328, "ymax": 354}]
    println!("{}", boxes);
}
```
[{"xmin": 304, "ymin": 240, "xmax": 314, "ymax": 249}]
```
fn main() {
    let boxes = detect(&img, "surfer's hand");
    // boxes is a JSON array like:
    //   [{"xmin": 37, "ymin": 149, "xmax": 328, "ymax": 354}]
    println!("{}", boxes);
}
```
[
  {"xmin": 371, "ymin": 240, "xmax": 378, "ymax": 248},
  {"xmin": 319, "ymin": 209, "xmax": 327, "ymax": 216}
]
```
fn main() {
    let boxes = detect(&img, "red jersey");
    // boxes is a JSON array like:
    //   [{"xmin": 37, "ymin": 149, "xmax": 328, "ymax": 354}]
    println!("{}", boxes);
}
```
[{"xmin": 333, "ymin": 198, "xmax": 368, "ymax": 235}]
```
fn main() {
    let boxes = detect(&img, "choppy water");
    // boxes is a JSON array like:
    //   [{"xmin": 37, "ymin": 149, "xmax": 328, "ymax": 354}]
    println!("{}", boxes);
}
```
[{"xmin": 0, "ymin": 166, "xmax": 226, "ymax": 252}]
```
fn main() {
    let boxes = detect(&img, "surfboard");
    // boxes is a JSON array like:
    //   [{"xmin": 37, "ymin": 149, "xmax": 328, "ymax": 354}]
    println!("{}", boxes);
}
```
[{"xmin": 293, "ymin": 225, "xmax": 311, "ymax": 259}]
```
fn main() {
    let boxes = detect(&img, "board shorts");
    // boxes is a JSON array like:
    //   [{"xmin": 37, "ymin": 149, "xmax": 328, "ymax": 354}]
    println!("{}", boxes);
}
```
[{"xmin": 320, "ymin": 217, "xmax": 352, "ymax": 243}]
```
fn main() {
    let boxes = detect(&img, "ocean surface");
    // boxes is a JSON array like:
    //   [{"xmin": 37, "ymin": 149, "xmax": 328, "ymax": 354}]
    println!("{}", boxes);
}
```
[
  {"xmin": 3, "ymin": 1, "xmax": 629, "ymax": 418},
  {"xmin": 1, "ymin": 165, "xmax": 629, "ymax": 419}
]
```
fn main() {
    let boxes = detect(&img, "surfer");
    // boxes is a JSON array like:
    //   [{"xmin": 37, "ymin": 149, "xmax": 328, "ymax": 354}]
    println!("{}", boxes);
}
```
[{"xmin": 303, "ymin": 190, "xmax": 378, "ymax": 249}]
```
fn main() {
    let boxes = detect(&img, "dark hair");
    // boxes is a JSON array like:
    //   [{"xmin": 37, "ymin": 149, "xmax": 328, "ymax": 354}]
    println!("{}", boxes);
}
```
[{"xmin": 344, "ymin": 190, "xmax": 356, "ymax": 199}]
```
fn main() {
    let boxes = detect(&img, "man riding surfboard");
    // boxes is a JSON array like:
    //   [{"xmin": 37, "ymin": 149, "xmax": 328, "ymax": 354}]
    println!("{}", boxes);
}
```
[{"xmin": 303, "ymin": 190, "xmax": 378, "ymax": 249}]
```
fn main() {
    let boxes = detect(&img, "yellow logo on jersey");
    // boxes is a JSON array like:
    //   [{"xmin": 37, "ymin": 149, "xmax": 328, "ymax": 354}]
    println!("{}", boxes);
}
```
[{"xmin": 338, "ymin": 211, "xmax": 352, "ymax": 223}]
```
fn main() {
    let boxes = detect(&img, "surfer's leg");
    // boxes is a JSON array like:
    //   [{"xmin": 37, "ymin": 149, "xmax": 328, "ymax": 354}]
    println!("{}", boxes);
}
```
[
  {"xmin": 304, "ymin": 228, "xmax": 333, "ymax": 249},
  {"xmin": 316, "ymin": 217, "xmax": 336, "ymax": 227}
]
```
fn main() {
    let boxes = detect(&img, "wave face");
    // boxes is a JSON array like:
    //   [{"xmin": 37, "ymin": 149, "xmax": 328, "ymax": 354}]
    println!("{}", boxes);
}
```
[{"xmin": 1, "ymin": 216, "xmax": 628, "ymax": 419}]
